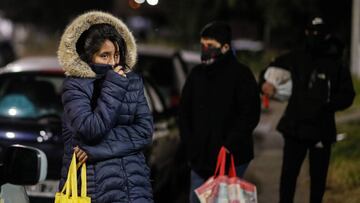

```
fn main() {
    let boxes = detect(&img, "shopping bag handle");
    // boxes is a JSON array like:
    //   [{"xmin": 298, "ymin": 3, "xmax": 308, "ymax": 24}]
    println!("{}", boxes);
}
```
[
  {"xmin": 228, "ymin": 155, "xmax": 236, "ymax": 177},
  {"xmin": 214, "ymin": 146, "xmax": 237, "ymax": 178},
  {"xmin": 214, "ymin": 147, "xmax": 226, "ymax": 176},
  {"xmin": 60, "ymin": 153, "xmax": 87, "ymax": 198}
]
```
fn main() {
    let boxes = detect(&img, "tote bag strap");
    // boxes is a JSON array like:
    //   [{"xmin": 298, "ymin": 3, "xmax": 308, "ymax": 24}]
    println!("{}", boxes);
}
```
[
  {"xmin": 70, "ymin": 153, "xmax": 78, "ymax": 198},
  {"xmin": 213, "ymin": 146, "xmax": 238, "ymax": 177},
  {"xmin": 60, "ymin": 153, "xmax": 76, "ymax": 195},
  {"xmin": 60, "ymin": 153, "xmax": 89, "ymax": 198},
  {"xmin": 80, "ymin": 162, "xmax": 87, "ymax": 197},
  {"xmin": 214, "ymin": 147, "xmax": 227, "ymax": 177},
  {"xmin": 228, "ymin": 154, "xmax": 237, "ymax": 177}
]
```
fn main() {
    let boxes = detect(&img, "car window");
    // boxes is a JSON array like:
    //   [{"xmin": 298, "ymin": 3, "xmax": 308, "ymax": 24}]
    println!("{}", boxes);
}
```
[
  {"xmin": 136, "ymin": 55, "xmax": 175, "ymax": 108},
  {"xmin": 0, "ymin": 73, "xmax": 63, "ymax": 119},
  {"xmin": 173, "ymin": 56, "xmax": 186, "ymax": 95},
  {"xmin": 143, "ymin": 79, "xmax": 166, "ymax": 115},
  {"xmin": 144, "ymin": 85, "xmax": 164, "ymax": 114}
]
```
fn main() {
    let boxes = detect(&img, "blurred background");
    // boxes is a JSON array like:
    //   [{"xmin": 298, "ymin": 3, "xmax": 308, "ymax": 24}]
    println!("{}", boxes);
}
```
[
  {"xmin": 0, "ymin": 0, "xmax": 354, "ymax": 57},
  {"xmin": 0, "ymin": 0, "xmax": 359, "ymax": 203}
]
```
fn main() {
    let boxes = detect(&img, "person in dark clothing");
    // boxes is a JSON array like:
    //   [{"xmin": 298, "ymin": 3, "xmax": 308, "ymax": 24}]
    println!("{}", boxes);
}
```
[
  {"xmin": 179, "ymin": 21, "xmax": 261, "ymax": 203},
  {"xmin": 0, "ymin": 40, "xmax": 16, "ymax": 68},
  {"xmin": 260, "ymin": 17, "xmax": 355, "ymax": 203},
  {"xmin": 57, "ymin": 11, "xmax": 153, "ymax": 203}
]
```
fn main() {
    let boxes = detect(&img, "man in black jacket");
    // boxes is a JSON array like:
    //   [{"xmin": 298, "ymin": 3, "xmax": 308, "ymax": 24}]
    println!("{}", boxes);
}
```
[
  {"xmin": 261, "ymin": 17, "xmax": 355, "ymax": 203},
  {"xmin": 179, "ymin": 21, "xmax": 260, "ymax": 203}
]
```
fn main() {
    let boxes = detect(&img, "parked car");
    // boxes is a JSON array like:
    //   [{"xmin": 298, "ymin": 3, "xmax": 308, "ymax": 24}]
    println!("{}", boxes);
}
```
[
  {"xmin": 136, "ymin": 44, "xmax": 200, "ymax": 114},
  {"xmin": 136, "ymin": 46, "xmax": 200, "ymax": 202},
  {"xmin": 0, "ymin": 57, "xmax": 64, "ymax": 200},
  {"xmin": 137, "ymin": 44, "xmax": 200, "ymax": 202},
  {"xmin": 0, "ymin": 144, "xmax": 48, "ymax": 203},
  {"xmin": 0, "ymin": 55, "xmax": 187, "ymax": 201}
]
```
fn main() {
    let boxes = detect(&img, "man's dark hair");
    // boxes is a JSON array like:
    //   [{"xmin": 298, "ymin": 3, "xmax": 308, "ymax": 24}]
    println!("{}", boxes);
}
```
[
  {"xmin": 200, "ymin": 21, "xmax": 232, "ymax": 45},
  {"xmin": 76, "ymin": 23, "xmax": 127, "ymax": 67}
]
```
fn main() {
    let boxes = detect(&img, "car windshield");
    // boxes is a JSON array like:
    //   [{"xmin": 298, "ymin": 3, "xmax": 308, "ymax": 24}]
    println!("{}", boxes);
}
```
[{"xmin": 0, "ymin": 72, "xmax": 63, "ymax": 120}]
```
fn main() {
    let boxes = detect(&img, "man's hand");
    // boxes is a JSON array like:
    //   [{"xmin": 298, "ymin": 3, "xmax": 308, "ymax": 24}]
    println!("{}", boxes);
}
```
[
  {"xmin": 74, "ymin": 146, "xmax": 88, "ymax": 165},
  {"xmin": 262, "ymin": 82, "xmax": 276, "ymax": 97}
]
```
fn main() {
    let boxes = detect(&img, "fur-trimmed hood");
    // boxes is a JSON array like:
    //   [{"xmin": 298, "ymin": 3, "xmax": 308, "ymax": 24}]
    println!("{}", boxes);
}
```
[{"xmin": 57, "ymin": 11, "xmax": 137, "ymax": 78}]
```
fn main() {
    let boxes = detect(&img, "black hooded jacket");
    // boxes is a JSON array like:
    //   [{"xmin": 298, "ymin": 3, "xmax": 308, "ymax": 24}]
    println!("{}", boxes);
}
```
[
  {"xmin": 179, "ymin": 52, "xmax": 260, "ymax": 178},
  {"xmin": 260, "ymin": 39, "xmax": 355, "ymax": 142}
]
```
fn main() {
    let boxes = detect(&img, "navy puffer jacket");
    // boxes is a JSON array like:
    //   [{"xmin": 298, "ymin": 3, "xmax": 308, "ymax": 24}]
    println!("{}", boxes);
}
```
[
  {"xmin": 57, "ymin": 11, "xmax": 154, "ymax": 203},
  {"xmin": 60, "ymin": 71, "xmax": 153, "ymax": 203}
]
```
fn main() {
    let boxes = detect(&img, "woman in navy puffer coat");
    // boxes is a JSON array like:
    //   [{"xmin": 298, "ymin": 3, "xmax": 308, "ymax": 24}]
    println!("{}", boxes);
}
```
[{"xmin": 57, "ymin": 11, "xmax": 154, "ymax": 203}]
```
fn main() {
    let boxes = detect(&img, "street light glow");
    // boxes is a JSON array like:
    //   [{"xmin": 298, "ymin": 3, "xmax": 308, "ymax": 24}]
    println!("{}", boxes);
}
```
[
  {"xmin": 6, "ymin": 132, "xmax": 15, "ymax": 139},
  {"xmin": 8, "ymin": 107, "xmax": 17, "ymax": 116},
  {"xmin": 146, "ymin": 0, "xmax": 158, "ymax": 6},
  {"xmin": 134, "ymin": 0, "xmax": 145, "ymax": 3}
]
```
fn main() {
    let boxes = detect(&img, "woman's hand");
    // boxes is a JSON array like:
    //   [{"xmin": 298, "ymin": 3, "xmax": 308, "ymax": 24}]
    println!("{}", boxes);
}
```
[
  {"xmin": 114, "ymin": 65, "xmax": 126, "ymax": 77},
  {"xmin": 74, "ymin": 146, "xmax": 88, "ymax": 165}
]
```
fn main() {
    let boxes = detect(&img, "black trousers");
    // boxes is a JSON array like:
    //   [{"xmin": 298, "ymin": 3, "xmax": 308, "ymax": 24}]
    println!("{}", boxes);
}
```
[{"xmin": 279, "ymin": 137, "xmax": 331, "ymax": 203}]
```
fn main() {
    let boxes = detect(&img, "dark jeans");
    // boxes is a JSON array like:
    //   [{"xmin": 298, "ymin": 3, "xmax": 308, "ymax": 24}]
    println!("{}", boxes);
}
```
[
  {"xmin": 189, "ymin": 163, "xmax": 249, "ymax": 203},
  {"xmin": 279, "ymin": 137, "xmax": 331, "ymax": 203}
]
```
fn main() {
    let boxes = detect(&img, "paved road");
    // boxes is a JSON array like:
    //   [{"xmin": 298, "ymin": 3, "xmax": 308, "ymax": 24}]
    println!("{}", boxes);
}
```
[
  {"xmin": 246, "ymin": 100, "xmax": 360, "ymax": 203},
  {"xmin": 245, "ymin": 100, "xmax": 310, "ymax": 203}
]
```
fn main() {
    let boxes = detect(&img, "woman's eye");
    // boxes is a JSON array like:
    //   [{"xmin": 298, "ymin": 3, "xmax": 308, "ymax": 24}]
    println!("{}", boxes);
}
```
[{"xmin": 100, "ymin": 54, "xmax": 108, "ymax": 59}]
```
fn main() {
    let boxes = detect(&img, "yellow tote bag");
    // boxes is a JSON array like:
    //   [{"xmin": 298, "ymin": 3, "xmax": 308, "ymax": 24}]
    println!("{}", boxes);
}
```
[{"xmin": 55, "ymin": 153, "xmax": 91, "ymax": 203}]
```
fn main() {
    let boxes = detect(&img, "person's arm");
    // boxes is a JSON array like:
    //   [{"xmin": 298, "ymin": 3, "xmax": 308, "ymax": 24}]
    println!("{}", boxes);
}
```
[
  {"xmin": 224, "ymin": 68, "xmax": 260, "ymax": 153},
  {"xmin": 62, "ymin": 70, "xmax": 128, "ymax": 143},
  {"xmin": 79, "ymin": 77, "xmax": 154, "ymax": 161},
  {"xmin": 260, "ymin": 52, "xmax": 292, "ymax": 97},
  {"xmin": 329, "ymin": 64, "xmax": 355, "ymax": 111}
]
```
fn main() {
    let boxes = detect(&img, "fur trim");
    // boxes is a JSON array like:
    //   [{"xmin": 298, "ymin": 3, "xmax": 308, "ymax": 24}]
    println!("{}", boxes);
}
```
[{"xmin": 57, "ymin": 11, "xmax": 137, "ymax": 78}]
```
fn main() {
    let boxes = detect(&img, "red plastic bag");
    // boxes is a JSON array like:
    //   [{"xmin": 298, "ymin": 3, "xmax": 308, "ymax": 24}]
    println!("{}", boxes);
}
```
[{"xmin": 195, "ymin": 147, "xmax": 257, "ymax": 203}]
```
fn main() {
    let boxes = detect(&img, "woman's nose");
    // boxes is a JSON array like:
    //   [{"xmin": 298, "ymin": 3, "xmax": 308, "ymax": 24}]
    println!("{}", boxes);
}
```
[{"xmin": 108, "ymin": 57, "xmax": 116, "ymax": 66}]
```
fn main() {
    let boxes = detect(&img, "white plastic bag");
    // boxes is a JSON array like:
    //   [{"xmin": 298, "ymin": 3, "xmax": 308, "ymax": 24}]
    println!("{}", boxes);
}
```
[{"xmin": 264, "ymin": 66, "xmax": 292, "ymax": 101}]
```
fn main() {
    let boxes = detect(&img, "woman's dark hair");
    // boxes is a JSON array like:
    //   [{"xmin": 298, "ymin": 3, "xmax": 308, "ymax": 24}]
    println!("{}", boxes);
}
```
[{"xmin": 76, "ymin": 23, "xmax": 127, "ymax": 67}]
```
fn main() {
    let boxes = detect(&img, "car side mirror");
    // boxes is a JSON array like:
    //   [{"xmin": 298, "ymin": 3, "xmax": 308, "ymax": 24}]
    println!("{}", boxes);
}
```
[{"xmin": 3, "ymin": 144, "xmax": 47, "ymax": 185}]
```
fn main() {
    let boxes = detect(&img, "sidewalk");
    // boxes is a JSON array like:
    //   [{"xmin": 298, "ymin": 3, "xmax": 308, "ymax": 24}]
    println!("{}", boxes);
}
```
[
  {"xmin": 246, "ymin": 100, "xmax": 360, "ymax": 203},
  {"xmin": 244, "ymin": 100, "xmax": 309, "ymax": 203},
  {"xmin": 335, "ymin": 108, "xmax": 360, "ymax": 124}
]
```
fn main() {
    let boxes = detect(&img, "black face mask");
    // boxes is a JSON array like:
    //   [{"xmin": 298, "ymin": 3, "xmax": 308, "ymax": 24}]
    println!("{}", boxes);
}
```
[
  {"xmin": 201, "ymin": 45, "xmax": 223, "ymax": 65},
  {"xmin": 90, "ymin": 63, "xmax": 113, "ymax": 77},
  {"xmin": 306, "ymin": 34, "xmax": 326, "ymax": 51}
]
